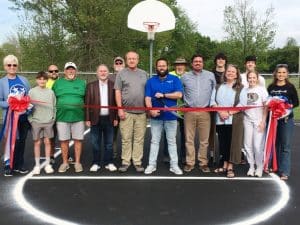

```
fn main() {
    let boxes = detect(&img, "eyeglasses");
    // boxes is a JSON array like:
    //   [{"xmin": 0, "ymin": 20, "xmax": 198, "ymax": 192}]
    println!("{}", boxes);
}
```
[
  {"xmin": 7, "ymin": 64, "xmax": 17, "ymax": 67},
  {"xmin": 115, "ymin": 61, "xmax": 123, "ymax": 65},
  {"xmin": 276, "ymin": 64, "xmax": 288, "ymax": 68},
  {"xmin": 48, "ymin": 70, "xmax": 59, "ymax": 73}
]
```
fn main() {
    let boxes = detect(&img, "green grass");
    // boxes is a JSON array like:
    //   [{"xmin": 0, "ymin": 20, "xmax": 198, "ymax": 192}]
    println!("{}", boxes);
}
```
[{"xmin": 1, "ymin": 74, "xmax": 299, "ymax": 121}]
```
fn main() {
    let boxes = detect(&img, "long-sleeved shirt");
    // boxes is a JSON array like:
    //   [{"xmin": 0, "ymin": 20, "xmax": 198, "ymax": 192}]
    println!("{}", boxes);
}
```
[{"xmin": 182, "ymin": 69, "xmax": 216, "ymax": 107}]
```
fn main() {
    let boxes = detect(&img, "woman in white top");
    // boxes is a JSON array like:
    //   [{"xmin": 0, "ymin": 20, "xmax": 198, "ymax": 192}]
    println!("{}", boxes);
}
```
[{"xmin": 243, "ymin": 71, "xmax": 268, "ymax": 177}]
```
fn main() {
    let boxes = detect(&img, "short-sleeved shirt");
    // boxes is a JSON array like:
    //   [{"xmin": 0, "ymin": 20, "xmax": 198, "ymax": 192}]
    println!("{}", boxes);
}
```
[
  {"xmin": 114, "ymin": 67, "xmax": 147, "ymax": 113},
  {"xmin": 241, "ymin": 73, "xmax": 266, "ymax": 88},
  {"xmin": 28, "ymin": 86, "xmax": 56, "ymax": 124},
  {"xmin": 46, "ymin": 78, "xmax": 56, "ymax": 89},
  {"xmin": 211, "ymin": 84, "xmax": 247, "ymax": 125},
  {"xmin": 145, "ymin": 74, "xmax": 183, "ymax": 120},
  {"xmin": 7, "ymin": 75, "xmax": 30, "ymax": 122},
  {"xmin": 52, "ymin": 77, "xmax": 86, "ymax": 122},
  {"xmin": 244, "ymin": 86, "xmax": 268, "ymax": 122}
]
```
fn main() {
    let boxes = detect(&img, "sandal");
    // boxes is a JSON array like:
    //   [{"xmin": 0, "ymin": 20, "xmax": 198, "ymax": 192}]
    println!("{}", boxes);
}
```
[
  {"xmin": 280, "ymin": 175, "xmax": 288, "ymax": 181},
  {"xmin": 227, "ymin": 169, "xmax": 235, "ymax": 178},
  {"xmin": 214, "ymin": 167, "xmax": 227, "ymax": 174},
  {"xmin": 264, "ymin": 168, "xmax": 273, "ymax": 174}
]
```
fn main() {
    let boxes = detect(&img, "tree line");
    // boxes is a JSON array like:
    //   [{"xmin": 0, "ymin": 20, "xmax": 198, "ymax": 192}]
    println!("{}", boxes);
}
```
[{"xmin": 0, "ymin": 0, "xmax": 298, "ymax": 73}]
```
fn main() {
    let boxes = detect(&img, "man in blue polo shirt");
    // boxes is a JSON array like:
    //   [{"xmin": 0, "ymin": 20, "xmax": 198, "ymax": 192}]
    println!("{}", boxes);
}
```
[{"xmin": 144, "ymin": 58, "xmax": 183, "ymax": 175}]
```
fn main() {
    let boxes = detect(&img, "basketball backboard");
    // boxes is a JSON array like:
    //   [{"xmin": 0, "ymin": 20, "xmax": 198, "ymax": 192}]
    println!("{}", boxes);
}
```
[{"xmin": 128, "ymin": 0, "xmax": 175, "ymax": 33}]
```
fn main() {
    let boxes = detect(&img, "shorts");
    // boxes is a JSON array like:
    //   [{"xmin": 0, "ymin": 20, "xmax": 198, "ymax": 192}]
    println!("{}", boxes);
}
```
[
  {"xmin": 56, "ymin": 121, "xmax": 85, "ymax": 141},
  {"xmin": 31, "ymin": 121, "xmax": 54, "ymax": 140}
]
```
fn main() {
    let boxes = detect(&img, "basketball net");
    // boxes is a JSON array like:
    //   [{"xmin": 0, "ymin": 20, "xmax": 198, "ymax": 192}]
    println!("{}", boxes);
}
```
[{"xmin": 143, "ymin": 22, "xmax": 160, "ymax": 40}]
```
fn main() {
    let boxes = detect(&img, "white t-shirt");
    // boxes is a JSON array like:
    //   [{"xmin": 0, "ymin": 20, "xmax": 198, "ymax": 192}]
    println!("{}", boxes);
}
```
[
  {"xmin": 244, "ymin": 85, "xmax": 268, "ymax": 122},
  {"xmin": 241, "ymin": 73, "xmax": 266, "ymax": 88}
]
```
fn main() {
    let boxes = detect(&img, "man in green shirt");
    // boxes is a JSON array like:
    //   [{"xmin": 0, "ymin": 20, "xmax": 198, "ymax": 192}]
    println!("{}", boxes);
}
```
[{"xmin": 52, "ymin": 62, "xmax": 86, "ymax": 173}]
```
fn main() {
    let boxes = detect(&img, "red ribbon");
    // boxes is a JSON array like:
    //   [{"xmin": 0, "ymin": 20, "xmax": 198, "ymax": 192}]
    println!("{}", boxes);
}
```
[
  {"xmin": 8, "ymin": 95, "xmax": 30, "ymax": 112},
  {"xmin": 58, "ymin": 104, "xmax": 259, "ymax": 112},
  {"xmin": 264, "ymin": 99, "xmax": 292, "ymax": 172},
  {"xmin": 4, "ymin": 95, "xmax": 30, "ymax": 169}
]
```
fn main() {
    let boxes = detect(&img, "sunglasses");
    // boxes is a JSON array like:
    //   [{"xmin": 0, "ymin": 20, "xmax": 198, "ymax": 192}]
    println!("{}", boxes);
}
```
[
  {"xmin": 276, "ymin": 64, "xmax": 288, "ymax": 68},
  {"xmin": 48, "ymin": 70, "xmax": 59, "ymax": 73},
  {"xmin": 7, "ymin": 64, "xmax": 17, "ymax": 67},
  {"xmin": 115, "ymin": 61, "xmax": 123, "ymax": 65}
]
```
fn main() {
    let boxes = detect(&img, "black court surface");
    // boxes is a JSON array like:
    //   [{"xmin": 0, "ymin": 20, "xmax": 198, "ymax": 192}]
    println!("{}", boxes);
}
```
[{"xmin": 1, "ymin": 125, "xmax": 300, "ymax": 225}]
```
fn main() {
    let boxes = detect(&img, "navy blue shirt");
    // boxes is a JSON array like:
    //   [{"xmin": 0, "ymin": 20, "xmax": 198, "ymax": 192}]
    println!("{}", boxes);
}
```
[{"xmin": 145, "ymin": 74, "xmax": 183, "ymax": 120}]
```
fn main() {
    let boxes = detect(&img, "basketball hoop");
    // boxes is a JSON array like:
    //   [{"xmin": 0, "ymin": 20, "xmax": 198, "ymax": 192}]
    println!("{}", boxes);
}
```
[
  {"xmin": 127, "ymin": 0, "xmax": 175, "ymax": 76},
  {"xmin": 143, "ymin": 22, "xmax": 160, "ymax": 40}
]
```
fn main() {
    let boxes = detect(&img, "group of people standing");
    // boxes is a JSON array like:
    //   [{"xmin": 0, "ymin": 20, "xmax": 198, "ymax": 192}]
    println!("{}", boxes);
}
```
[{"xmin": 0, "ymin": 51, "xmax": 298, "ymax": 180}]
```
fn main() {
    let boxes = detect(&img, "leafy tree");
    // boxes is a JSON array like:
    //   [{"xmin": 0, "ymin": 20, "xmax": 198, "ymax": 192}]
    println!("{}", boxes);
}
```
[
  {"xmin": 268, "ymin": 38, "xmax": 299, "ymax": 73},
  {"xmin": 8, "ymin": 0, "xmax": 220, "ymax": 72},
  {"xmin": 223, "ymin": 0, "xmax": 276, "ymax": 68}
]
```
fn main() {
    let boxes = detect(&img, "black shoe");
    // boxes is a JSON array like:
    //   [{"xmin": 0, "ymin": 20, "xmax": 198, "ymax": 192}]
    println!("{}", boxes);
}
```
[
  {"xmin": 50, "ymin": 156, "xmax": 55, "ymax": 165},
  {"xmin": 4, "ymin": 166, "xmax": 13, "ymax": 177},
  {"xmin": 14, "ymin": 167, "xmax": 29, "ymax": 174},
  {"xmin": 134, "ymin": 165, "xmax": 144, "ymax": 173},
  {"xmin": 118, "ymin": 164, "xmax": 129, "ymax": 172}
]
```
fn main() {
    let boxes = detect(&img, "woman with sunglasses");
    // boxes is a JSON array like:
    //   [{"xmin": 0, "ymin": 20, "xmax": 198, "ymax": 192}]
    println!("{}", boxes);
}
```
[
  {"xmin": 267, "ymin": 64, "xmax": 299, "ymax": 180},
  {"xmin": 0, "ymin": 55, "xmax": 31, "ymax": 176}
]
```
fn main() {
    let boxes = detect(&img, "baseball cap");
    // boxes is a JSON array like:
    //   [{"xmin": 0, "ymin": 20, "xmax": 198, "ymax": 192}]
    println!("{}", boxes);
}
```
[
  {"xmin": 114, "ymin": 56, "xmax": 125, "ymax": 64},
  {"xmin": 245, "ymin": 55, "xmax": 257, "ymax": 63},
  {"xmin": 64, "ymin": 62, "xmax": 77, "ymax": 70}
]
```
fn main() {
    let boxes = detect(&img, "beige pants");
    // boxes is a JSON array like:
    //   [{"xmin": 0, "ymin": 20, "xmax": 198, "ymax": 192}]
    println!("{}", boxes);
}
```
[
  {"xmin": 184, "ymin": 111, "xmax": 211, "ymax": 166},
  {"xmin": 119, "ymin": 112, "xmax": 147, "ymax": 166}
]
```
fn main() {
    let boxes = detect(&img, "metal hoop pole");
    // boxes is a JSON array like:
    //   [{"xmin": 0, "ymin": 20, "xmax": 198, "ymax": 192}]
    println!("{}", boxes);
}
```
[{"xmin": 149, "ymin": 39, "xmax": 153, "ymax": 77}]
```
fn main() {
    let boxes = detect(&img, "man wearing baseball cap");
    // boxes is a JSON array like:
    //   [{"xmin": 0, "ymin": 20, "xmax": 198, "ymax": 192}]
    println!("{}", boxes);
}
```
[
  {"xmin": 241, "ymin": 55, "xmax": 265, "ymax": 88},
  {"xmin": 52, "ymin": 62, "xmax": 86, "ymax": 173}
]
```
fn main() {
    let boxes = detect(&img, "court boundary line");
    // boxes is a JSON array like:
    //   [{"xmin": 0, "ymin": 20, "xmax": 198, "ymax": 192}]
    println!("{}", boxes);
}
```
[
  {"xmin": 28, "ymin": 176, "xmax": 274, "ymax": 181},
  {"xmin": 12, "ymin": 128, "xmax": 290, "ymax": 225}
]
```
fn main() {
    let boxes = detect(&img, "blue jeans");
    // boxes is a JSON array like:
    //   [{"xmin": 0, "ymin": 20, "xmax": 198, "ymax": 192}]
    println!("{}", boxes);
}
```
[
  {"xmin": 149, "ymin": 119, "xmax": 178, "ymax": 167},
  {"xmin": 90, "ymin": 116, "xmax": 114, "ymax": 165},
  {"xmin": 276, "ymin": 117, "xmax": 294, "ymax": 176}
]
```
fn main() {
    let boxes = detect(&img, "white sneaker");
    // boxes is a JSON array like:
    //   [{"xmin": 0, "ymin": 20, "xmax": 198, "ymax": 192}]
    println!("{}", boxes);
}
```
[
  {"xmin": 255, "ymin": 168, "xmax": 263, "ymax": 177},
  {"xmin": 105, "ymin": 163, "xmax": 117, "ymax": 172},
  {"xmin": 74, "ymin": 163, "xmax": 83, "ymax": 173},
  {"xmin": 170, "ymin": 166, "xmax": 183, "ymax": 175},
  {"xmin": 247, "ymin": 167, "xmax": 255, "ymax": 176},
  {"xmin": 58, "ymin": 163, "xmax": 70, "ymax": 173},
  {"xmin": 90, "ymin": 164, "xmax": 100, "ymax": 172},
  {"xmin": 44, "ymin": 164, "xmax": 54, "ymax": 174},
  {"xmin": 144, "ymin": 165, "xmax": 156, "ymax": 174},
  {"xmin": 32, "ymin": 166, "xmax": 40, "ymax": 175}
]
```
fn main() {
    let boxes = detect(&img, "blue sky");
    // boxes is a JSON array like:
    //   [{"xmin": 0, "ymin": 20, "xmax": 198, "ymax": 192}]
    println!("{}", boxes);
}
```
[
  {"xmin": 0, "ymin": 0, "xmax": 19, "ymax": 43},
  {"xmin": 1, "ymin": 0, "xmax": 300, "ymax": 48}
]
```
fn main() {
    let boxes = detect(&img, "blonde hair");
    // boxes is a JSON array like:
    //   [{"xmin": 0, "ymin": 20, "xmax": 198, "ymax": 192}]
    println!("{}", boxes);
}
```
[{"xmin": 3, "ymin": 55, "xmax": 18, "ymax": 66}]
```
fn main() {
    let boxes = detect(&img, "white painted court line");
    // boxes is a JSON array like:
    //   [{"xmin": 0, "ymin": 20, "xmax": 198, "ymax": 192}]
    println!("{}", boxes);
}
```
[
  {"xmin": 12, "ymin": 127, "xmax": 290, "ymax": 225},
  {"xmin": 231, "ymin": 173, "xmax": 290, "ymax": 225},
  {"xmin": 28, "ymin": 176, "xmax": 274, "ymax": 181}
]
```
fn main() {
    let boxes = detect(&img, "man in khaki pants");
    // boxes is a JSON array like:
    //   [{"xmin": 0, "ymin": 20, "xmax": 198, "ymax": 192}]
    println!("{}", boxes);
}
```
[
  {"xmin": 182, "ymin": 54, "xmax": 216, "ymax": 173},
  {"xmin": 114, "ymin": 51, "xmax": 148, "ymax": 172}
]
